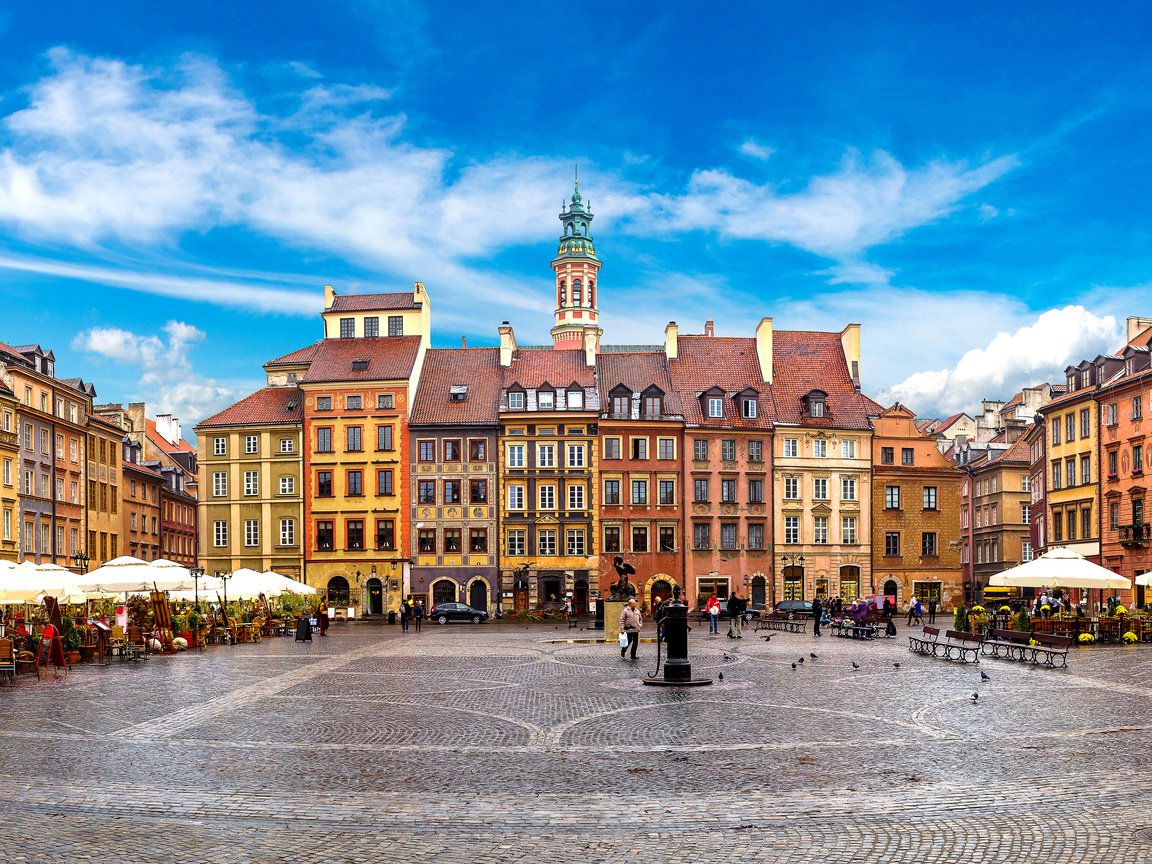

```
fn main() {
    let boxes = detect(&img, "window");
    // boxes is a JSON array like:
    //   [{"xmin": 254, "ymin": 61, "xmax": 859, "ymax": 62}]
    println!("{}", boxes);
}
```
[
  {"xmin": 507, "ymin": 391, "xmax": 525, "ymax": 410},
  {"xmin": 707, "ymin": 397, "xmax": 723, "ymax": 418},
  {"xmin": 885, "ymin": 532, "xmax": 900, "ymax": 556},
  {"xmin": 279, "ymin": 475, "xmax": 295, "ymax": 495},
  {"xmin": 631, "ymin": 438, "xmax": 648, "ymax": 460},
  {"xmin": 372, "ymin": 425, "xmax": 393, "ymax": 452},
  {"xmin": 1, "ymin": 510, "xmax": 8, "ymax": 541},
  {"xmin": 922, "ymin": 532, "xmax": 937, "ymax": 557},
  {"xmin": 538, "ymin": 390, "xmax": 555, "ymax": 410},
  {"xmin": 923, "ymin": 486, "xmax": 937, "ymax": 510},
  {"xmin": 841, "ymin": 439, "xmax": 856, "ymax": 458},
  {"xmin": 604, "ymin": 526, "xmax": 621, "ymax": 553},
  {"xmin": 1108, "ymin": 450, "xmax": 1118, "ymax": 476},
  {"xmin": 641, "ymin": 394, "xmax": 661, "ymax": 417},
  {"xmin": 694, "ymin": 439, "xmax": 709, "ymax": 460},
  {"xmin": 693, "ymin": 478, "xmax": 709, "ymax": 502},
  {"xmin": 748, "ymin": 440, "xmax": 763, "ymax": 462},
  {"xmin": 539, "ymin": 484, "xmax": 556, "ymax": 510},
  {"xmin": 537, "ymin": 444, "xmax": 556, "ymax": 468},
  {"xmin": 569, "ymin": 389, "xmax": 585, "ymax": 409},
  {"xmin": 568, "ymin": 485, "xmax": 585, "ymax": 510},
  {"xmin": 1065, "ymin": 457, "xmax": 1076, "ymax": 486},
  {"xmin": 280, "ymin": 438, "xmax": 294, "ymax": 453},
  {"xmin": 567, "ymin": 444, "xmax": 586, "ymax": 467},
  {"xmin": 470, "ymin": 478, "xmax": 487, "ymax": 503},
  {"xmin": 244, "ymin": 471, "xmax": 258, "ymax": 496},
  {"xmin": 316, "ymin": 428, "xmax": 333, "ymax": 452},
  {"xmin": 244, "ymin": 520, "xmax": 259, "ymax": 547},
  {"xmin": 339, "ymin": 317, "xmax": 355, "ymax": 338},
  {"xmin": 813, "ymin": 439, "xmax": 827, "ymax": 458},
  {"xmin": 1051, "ymin": 417, "xmax": 1061, "ymax": 445},
  {"xmin": 841, "ymin": 477, "xmax": 857, "ymax": 501},
  {"xmin": 388, "ymin": 315, "xmax": 403, "ymax": 336},
  {"xmin": 508, "ymin": 484, "xmax": 525, "ymax": 509},
  {"xmin": 469, "ymin": 528, "xmax": 488, "ymax": 553},
  {"xmin": 1081, "ymin": 508, "xmax": 1091, "ymax": 539},
  {"xmin": 418, "ymin": 480, "xmax": 436, "ymax": 504},
  {"xmin": 1080, "ymin": 408, "xmax": 1091, "ymax": 439},
  {"xmin": 659, "ymin": 480, "xmax": 676, "ymax": 505},
  {"xmin": 507, "ymin": 529, "xmax": 526, "ymax": 556},
  {"xmin": 631, "ymin": 479, "xmax": 648, "ymax": 505},
  {"xmin": 747, "ymin": 478, "xmax": 763, "ymax": 503},
  {"xmin": 538, "ymin": 529, "xmax": 557, "ymax": 556},
  {"xmin": 657, "ymin": 438, "xmax": 676, "ymax": 460},
  {"xmin": 1134, "ymin": 396, "xmax": 1144, "ymax": 421},
  {"xmin": 604, "ymin": 437, "xmax": 622, "ymax": 460},
  {"xmin": 375, "ymin": 520, "xmax": 395, "ymax": 550},
  {"xmin": 317, "ymin": 471, "xmax": 333, "ymax": 497},
  {"xmin": 693, "ymin": 523, "xmax": 711, "ymax": 549},
  {"xmin": 1066, "ymin": 413, "xmax": 1076, "ymax": 442},
  {"xmin": 784, "ymin": 516, "xmax": 799, "ymax": 544},
  {"xmin": 631, "ymin": 525, "xmax": 648, "ymax": 552},
  {"xmin": 1052, "ymin": 461, "xmax": 1062, "ymax": 489},
  {"xmin": 720, "ymin": 478, "xmax": 736, "ymax": 503},
  {"xmin": 603, "ymin": 479, "xmax": 621, "ymax": 505},
  {"xmin": 418, "ymin": 440, "xmax": 436, "ymax": 462},
  {"xmin": 346, "ymin": 426, "xmax": 362, "ymax": 452},
  {"xmin": 1066, "ymin": 510, "xmax": 1077, "ymax": 541},
  {"xmin": 347, "ymin": 471, "xmax": 363, "ymax": 496},
  {"xmin": 659, "ymin": 525, "xmax": 676, "ymax": 552},
  {"xmin": 720, "ymin": 523, "xmax": 737, "ymax": 550},
  {"xmin": 901, "ymin": 448, "xmax": 914, "ymax": 466},
  {"xmin": 444, "ymin": 529, "xmax": 461, "ymax": 553},
  {"xmin": 364, "ymin": 468, "xmax": 388, "ymax": 497},
  {"xmin": 885, "ymin": 486, "xmax": 901, "ymax": 509},
  {"xmin": 316, "ymin": 396, "xmax": 333, "ymax": 411},
  {"xmin": 1110, "ymin": 501, "xmax": 1120, "ymax": 530},
  {"xmin": 377, "ymin": 393, "xmax": 393, "ymax": 409},
  {"xmin": 443, "ymin": 439, "xmax": 461, "ymax": 462},
  {"xmin": 1135, "ymin": 444, "xmax": 1144, "ymax": 474},
  {"xmin": 842, "ymin": 516, "xmax": 857, "ymax": 544},
  {"xmin": 469, "ymin": 439, "xmax": 487, "ymax": 462},
  {"xmin": 55, "ymin": 434, "xmax": 63, "ymax": 459},
  {"xmin": 212, "ymin": 472, "xmax": 227, "ymax": 497},
  {"xmin": 1, "ymin": 458, "xmax": 8, "ymax": 487},
  {"xmin": 1105, "ymin": 402, "xmax": 1118, "ymax": 425},
  {"xmin": 347, "ymin": 520, "xmax": 364, "ymax": 551},
  {"xmin": 784, "ymin": 477, "xmax": 799, "ymax": 499},
  {"xmin": 244, "ymin": 435, "xmax": 258, "ymax": 454},
  {"xmin": 213, "ymin": 521, "xmax": 228, "ymax": 547},
  {"xmin": 813, "ymin": 516, "xmax": 828, "ymax": 544},
  {"xmin": 721, "ymin": 440, "xmax": 736, "ymax": 461},
  {"xmin": 747, "ymin": 523, "xmax": 764, "ymax": 550},
  {"xmin": 1022, "ymin": 541, "xmax": 1033, "ymax": 562},
  {"xmin": 1081, "ymin": 455, "xmax": 1091, "ymax": 485},
  {"xmin": 813, "ymin": 478, "xmax": 828, "ymax": 500},
  {"xmin": 741, "ymin": 398, "xmax": 757, "ymax": 419},
  {"xmin": 1021, "ymin": 474, "xmax": 1031, "ymax": 492},
  {"xmin": 213, "ymin": 437, "xmax": 227, "ymax": 455}
]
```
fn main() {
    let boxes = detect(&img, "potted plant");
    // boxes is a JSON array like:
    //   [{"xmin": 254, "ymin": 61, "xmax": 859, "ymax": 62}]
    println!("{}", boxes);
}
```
[
  {"xmin": 188, "ymin": 611, "xmax": 201, "ymax": 647},
  {"xmin": 61, "ymin": 616, "xmax": 82, "ymax": 665}
]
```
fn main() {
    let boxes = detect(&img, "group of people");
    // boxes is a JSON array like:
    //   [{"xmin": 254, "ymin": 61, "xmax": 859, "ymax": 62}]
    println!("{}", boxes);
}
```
[
  {"xmin": 398, "ymin": 598, "xmax": 425, "ymax": 633},
  {"xmin": 702, "ymin": 590, "xmax": 749, "ymax": 638}
]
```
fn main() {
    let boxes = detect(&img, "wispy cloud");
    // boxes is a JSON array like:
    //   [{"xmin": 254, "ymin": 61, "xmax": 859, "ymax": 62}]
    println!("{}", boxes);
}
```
[{"xmin": 739, "ymin": 138, "xmax": 774, "ymax": 161}]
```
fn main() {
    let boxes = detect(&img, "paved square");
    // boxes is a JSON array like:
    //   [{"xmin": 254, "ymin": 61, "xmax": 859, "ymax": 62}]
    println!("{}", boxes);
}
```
[{"xmin": 3, "ymin": 621, "xmax": 1152, "ymax": 862}]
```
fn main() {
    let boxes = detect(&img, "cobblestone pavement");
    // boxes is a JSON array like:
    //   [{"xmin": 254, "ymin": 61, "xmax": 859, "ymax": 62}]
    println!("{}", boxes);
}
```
[{"xmin": 3, "ymin": 620, "xmax": 1152, "ymax": 862}]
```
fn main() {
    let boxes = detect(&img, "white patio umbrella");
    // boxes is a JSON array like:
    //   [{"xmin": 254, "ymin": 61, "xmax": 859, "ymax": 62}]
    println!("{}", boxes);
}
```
[
  {"xmin": 1135, "ymin": 573, "xmax": 1152, "ymax": 587},
  {"xmin": 989, "ymin": 546, "xmax": 1131, "ymax": 591},
  {"xmin": 78, "ymin": 556, "xmax": 199, "ymax": 594},
  {"xmin": 0, "ymin": 562, "xmax": 86, "ymax": 605},
  {"xmin": 262, "ymin": 570, "xmax": 317, "ymax": 595}
]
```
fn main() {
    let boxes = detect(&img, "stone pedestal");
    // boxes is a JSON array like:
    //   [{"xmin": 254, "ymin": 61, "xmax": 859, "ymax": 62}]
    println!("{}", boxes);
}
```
[{"xmin": 604, "ymin": 600, "xmax": 626, "ymax": 645}]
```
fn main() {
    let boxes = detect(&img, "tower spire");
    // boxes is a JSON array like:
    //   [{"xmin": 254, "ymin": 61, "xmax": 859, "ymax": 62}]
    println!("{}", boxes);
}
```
[{"xmin": 550, "ymin": 173, "xmax": 602, "ymax": 353}]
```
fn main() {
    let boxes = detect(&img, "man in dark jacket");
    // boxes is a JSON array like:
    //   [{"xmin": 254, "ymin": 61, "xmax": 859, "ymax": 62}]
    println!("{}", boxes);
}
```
[
  {"xmin": 728, "ymin": 591, "xmax": 747, "ymax": 638},
  {"xmin": 811, "ymin": 596, "xmax": 823, "ymax": 637}
]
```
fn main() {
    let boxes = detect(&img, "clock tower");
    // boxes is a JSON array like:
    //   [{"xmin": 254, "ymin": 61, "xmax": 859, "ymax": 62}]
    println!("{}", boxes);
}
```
[{"xmin": 550, "ymin": 176, "xmax": 603, "ymax": 352}]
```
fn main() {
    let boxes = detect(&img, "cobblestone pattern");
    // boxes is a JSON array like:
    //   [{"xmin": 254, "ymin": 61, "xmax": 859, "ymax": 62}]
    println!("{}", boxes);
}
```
[{"xmin": 2, "ymin": 621, "xmax": 1152, "ymax": 862}]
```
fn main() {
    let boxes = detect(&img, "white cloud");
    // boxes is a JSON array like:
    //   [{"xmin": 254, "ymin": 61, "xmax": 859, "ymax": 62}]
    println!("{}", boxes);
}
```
[
  {"xmin": 879, "ymin": 305, "xmax": 1123, "ymax": 416},
  {"xmin": 818, "ymin": 261, "xmax": 895, "ymax": 287},
  {"xmin": 73, "ymin": 321, "xmax": 242, "ymax": 424},
  {"xmin": 739, "ymin": 138, "xmax": 774, "ymax": 161}
]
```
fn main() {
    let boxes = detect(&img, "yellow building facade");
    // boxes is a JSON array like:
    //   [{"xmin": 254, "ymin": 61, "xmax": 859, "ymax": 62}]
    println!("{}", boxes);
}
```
[
  {"xmin": 0, "ymin": 383, "xmax": 18, "ymax": 562},
  {"xmin": 1043, "ymin": 366, "xmax": 1100, "ymax": 559},
  {"xmin": 86, "ymin": 412, "xmax": 123, "ymax": 567}
]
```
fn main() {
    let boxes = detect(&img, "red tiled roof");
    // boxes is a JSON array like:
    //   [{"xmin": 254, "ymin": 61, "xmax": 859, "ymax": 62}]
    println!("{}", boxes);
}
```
[
  {"xmin": 197, "ymin": 387, "xmax": 303, "ymax": 428},
  {"xmin": 301, "ymin": 336, "xmax": 422, "ymax": 384},
  {"xmin": 409, "ymin": 347, "xmax": 502, "ymax": 426},
  {"xmin": 503, "ymin": 348, "xmax": 595, "ymax": 389},
  {"xmin": 596, "ymin": 352, "xmax": 686, "ymax": 419},
  {"xmin": 998, "ymin": 435, "xmax": 1031, "ymax": 463},
  {"xmin": 144, "ymin": 418, "xmax": 196, "ymax": 454},
  {"xmin": 770, "ymin": 331, "xmax": 875, "ymax": 429},
  {"xmin": 667, "ymin": 336, "xmax": 773, "ymax": 428},
  {"xmin": 328, "ymin": 292, "xmax": 419, "ymax": 312},
  {"xmin": 265, "ymin": 342, "xmax": 321, "ymax": 366},
  {"xmin": 937, "ymin": 412, "xmax": 968, "ymax": 431},
  {"xmin": 123, "ymin": 460, "xmax": 165, "ymax": 480}
]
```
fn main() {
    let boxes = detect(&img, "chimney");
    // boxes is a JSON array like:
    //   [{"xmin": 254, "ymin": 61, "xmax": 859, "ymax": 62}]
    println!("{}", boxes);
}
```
[
  {"xmin": 664, "ymin": 321, "xmax": 679, "ymax": 360},
  {"xmin": 755, "ymin": 317, "xmax": 773, "ymax": 383},
  {"xmin": 1127, "ymin": 316, "xmax": 1152, "ymax": 343},
  {"xmin": 323, "ymin": 284, "xmax": 336, "ymax": 310},
  {"xmin": 461, "ymin": 336, "xmax": 467, "ymax": 348},
  {"xmin": 840, "ymin": 323, "xmax": 861, "ymax": 391},
  {"xmin": 498, "ymin": 321, "xmax": 517, "ymax": 368},
  {"xmin": 414, "ymin": 281, "xmax": 425, "ymax": 304},
  {"xmin": 704, "ymin": 318, "xmax": 715, "ymax": 337},
  {"xmin": 583, "ymin": 328, "xmax": 597, "ymax": 367}
]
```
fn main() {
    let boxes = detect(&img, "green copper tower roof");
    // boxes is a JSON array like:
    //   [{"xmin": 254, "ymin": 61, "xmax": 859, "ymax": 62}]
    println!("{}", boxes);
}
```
[{"xmin": 557, "ymin": 171, "xmax": 597, "ymax": 260}]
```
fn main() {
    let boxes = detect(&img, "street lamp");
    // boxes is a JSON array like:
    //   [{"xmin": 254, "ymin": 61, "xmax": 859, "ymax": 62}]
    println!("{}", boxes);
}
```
[
  {"xmin": 189, "ymin": 565, "xmax": 205, "ymax": 613},
  {"xmin": 219, "ymin": 571, "xmax": 232, "ymax": 643},
  {"xmin": 72, "ymin": 549, "xmax": 90, "ymax": 575}
]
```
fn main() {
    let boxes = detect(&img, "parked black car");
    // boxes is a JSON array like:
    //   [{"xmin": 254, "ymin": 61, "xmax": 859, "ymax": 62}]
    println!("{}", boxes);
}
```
[
  {"xmin": 429, "ymin": 602, "xmax": 488, "ymax": 624},
  {"xmin": 773, "ymin": 600, "xmax": 815, "ymax": 618},
  {"xmin": 695, "ymin": 600, "xmax": 761, "ymax": 622}
]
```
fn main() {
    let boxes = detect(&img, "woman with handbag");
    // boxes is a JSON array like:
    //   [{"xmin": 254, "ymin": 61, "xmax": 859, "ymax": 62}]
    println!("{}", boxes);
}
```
[{"xmin": 619, "ymin": 599, "xmax": 642, "ymax": 660}]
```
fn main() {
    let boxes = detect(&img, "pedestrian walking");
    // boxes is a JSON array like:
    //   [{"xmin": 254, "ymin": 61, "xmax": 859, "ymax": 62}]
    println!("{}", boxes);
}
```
[
  {"xmin": 913, "ymin": 597, "xmax": 923, "ymax": 625},
  {"xmin": 400, "ymin": 601, "xmax": 410, "ymax": 633},
  {"xmin": 706, "ymin": 595, "xmax": 721, "ymax": 635},
  {"xmin": 811, "ymin": 595, "xmax": 823, "ymax": 637},
  {"xmin": 928, "ymin": 597, "xmax": 938, "ymax": 624},
  {"xmin": 413, "ymin": 601, "xmax": 424, "ymax": 632},
  {"xmin": 728, "ymin": 591, "xmax": 747, "ymax": 639},
  {"xmin": 906, "ymin": 596, "xmax": 917, "ymax": 627},
  {"xmin": 620, "ymin": 598, "xmax": 642, "ymax": 660}
]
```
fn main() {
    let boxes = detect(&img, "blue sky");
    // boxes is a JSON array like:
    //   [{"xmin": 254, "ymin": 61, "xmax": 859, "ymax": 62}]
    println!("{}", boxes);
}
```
[{"xmin": 1, "ymin": 2, "xmax": 1151, "ymax": 427}]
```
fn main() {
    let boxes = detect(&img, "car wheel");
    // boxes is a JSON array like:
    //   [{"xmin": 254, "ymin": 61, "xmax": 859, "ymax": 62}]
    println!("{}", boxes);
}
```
[
  {"xmin": 438, "ymin": 615, "xmax": 448, "ymax": 625},
  {"xmin": 472, "ymin": 615, "xmax": 482, "ymax": 624}
]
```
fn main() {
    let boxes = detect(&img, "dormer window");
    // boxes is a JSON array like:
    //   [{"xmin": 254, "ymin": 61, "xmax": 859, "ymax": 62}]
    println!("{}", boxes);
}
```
[
  {"xmin": 1067, "ymin": 374, "xmax": 1076, "ymax": 391},
  {"xmin": 644, "ymin": 395, "xmax": 662, "ymax": 418},
  {"xmin": 351, "ymin": 358, "xmax": 369, "ymax": 372},
  {"xmin": 538, "ymin": 390, "xmax": 555, "ymax": 410},
  {"xmin": 508, "ymin": 390, "xmax": 525, "ymax": 410},
  {"xmin": 450, "ymin": 385, "xmax": 468, "ymax": 402},
  {"xmin": 708, "ymin": 397, "xmax": 723, "ymax": 418},
  {"xmin": 803, "ymin": 389, "xmax": 828, "ymax": 419},
  {"xmin": 742, "ymin": 399, "xmax": 757, "ymax": 419},
  {"xmin": 568, "ymin": 388, "xmax": 584, "ymax": 409}
]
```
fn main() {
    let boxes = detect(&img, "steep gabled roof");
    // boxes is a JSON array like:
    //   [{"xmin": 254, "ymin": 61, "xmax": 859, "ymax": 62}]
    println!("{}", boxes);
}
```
[
  {"xmin": 265, "ymin": 342, "xmax": 321, "ymax": 367},
  {"xmin": 301, "ymin": 336, "xmax": 422, "ymax": 384},
  {"xmin": 771, "ymin": 331, "xmax": 875, "ymax": 429},
  {"xmin": 409, "ymin": 347, "xmax": 502, "ymax": 426},
  {"xmin": 197, "ymin": 387, "xmax": 304, "ymax": 428},
  {"xmin": 667, "ymin": 336, "xmax": 773, "ymax": 428},
  {"xmin": 503, "ymin": 348, "xmax": 595, "ymax": 389},
  {"xmin": 596, "ymin": 351, "xmax": 686, "ymax": 420},
  {"xmin": 328, "ymin": 292, "xmax": 419, "ymax": 312}
]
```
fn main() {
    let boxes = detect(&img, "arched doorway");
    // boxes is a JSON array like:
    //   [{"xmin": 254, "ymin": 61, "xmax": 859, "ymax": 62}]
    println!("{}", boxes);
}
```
[
  {"xmin": 573, "ymin": 578, "xmax": 589, "ymax": 615},
  {"xmin": 882, "ymin": 579, "xmax": 899, "ymax": 606},
  {"xmin": 650, "ymin": 579, "xmax": 672, "ymax": 610},
  {"xmin": 326, "ymin": 576, "xmax": 350, "ymax": 606},
  {"xmin": 469, "ymin": 580, "xmax": 488, "ymax": 611},
  {"xmin": 538, "ymin": 572, "xmax": 563, "ymax": 608},
  {"xmin": 840, "ymin": 566, "xmax": 861, "ymax": 602},
  {"xmin": 432, "ymin": 579, "xmax": 457, "ymax": 606},
  {"xmin": 366, "ymin": 578, "xmax": 383, "ymax": 615},
  {"xmin": 751, "ymin": 575, "xmax": 767, "ymax": 609}
]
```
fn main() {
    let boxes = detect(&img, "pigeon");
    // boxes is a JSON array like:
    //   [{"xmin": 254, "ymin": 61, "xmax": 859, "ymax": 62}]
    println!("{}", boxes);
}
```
[
  {"xmin": 723, "ymin": 653, "xmax": 734, "ymax": 661},
  {"xmin": 893, "ymin": 662, "xmax": 901, "ymax": 669},
  {"xmin": 971, "ymin": 692, "xmax": 979, "ymax": 703},
  {"xmin": 791, "ymin": 662, "xmax": 797, "ymax": 669},
  {"xmin": 980, "ymin": 671, "xmax": 990, "ymax": 681},
  {"xmin": 761, "ymin": 634, "xmax": 773, "ymax": 642},
  {"xmin": 851, "ymin": 661, "xmax": 860, "ymax": 669},
  {"xmin": 797, "ymin": 657, "xmax": 804, "ymax": 664},
  {"xmin": 810, "ymin": 653, "xmax": 818, "ymax": 659},
  {"xmin": 718, "ymin": 672, "xmax": 724, "ymax": 681}
]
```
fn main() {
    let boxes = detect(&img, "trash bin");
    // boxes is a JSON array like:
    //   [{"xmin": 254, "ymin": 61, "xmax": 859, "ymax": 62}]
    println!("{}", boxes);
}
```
[{"xmin": 388, "ymin": 610, "xmax": 397, "ymax": 625}]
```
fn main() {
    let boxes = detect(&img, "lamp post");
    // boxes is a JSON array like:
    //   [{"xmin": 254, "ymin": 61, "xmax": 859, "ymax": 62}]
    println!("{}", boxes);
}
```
[
  {"xmin": 781, "ymin": 553, "xmax": 806, "ymax": 603},
  {"xmin": 189, "ymin": 566, "xmax": 205, "ymax": 613},
  {"xmin": 72, "ymin": 549, "xmax": 90, "ymax": 575},
  {"xmin": 220, "ymin": 571, "xmax": 232, "ymax": 642}
]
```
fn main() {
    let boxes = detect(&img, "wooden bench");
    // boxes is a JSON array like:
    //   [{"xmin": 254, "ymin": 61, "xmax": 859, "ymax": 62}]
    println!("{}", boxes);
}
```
[
  {"xmin": 831, "ymin": 618, "xmax": 878, "ymax": 639},
  {"xmin": 908, "ymin": 625, "xmax": 942, "ymax": 655},
  {"xmin": 1031, "ymin": 633, "xmax": 1072, "ymax": 668},
  {"xmin": 754, "ymin": 615, "xmax": 808, "ymax": 634},
  {"xmin": 981, "ymin": 628, "xmax": 1033, "ymax": 661},
  {"xmin": 909, "ymin": 626, "xmax": 983, "ymax": 662}
]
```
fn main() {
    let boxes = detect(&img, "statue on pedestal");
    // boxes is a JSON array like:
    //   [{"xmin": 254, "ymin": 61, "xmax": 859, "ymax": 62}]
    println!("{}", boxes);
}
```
[{"xmin": 609, "ymin": 556, "xmax": 637, "ymax": 600}]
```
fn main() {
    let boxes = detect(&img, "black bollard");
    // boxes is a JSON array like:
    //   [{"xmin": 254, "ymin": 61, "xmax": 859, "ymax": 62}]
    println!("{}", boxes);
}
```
[{"xmin": 643, "ymin": 584, "xmax": 712, "ymax": 687}]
